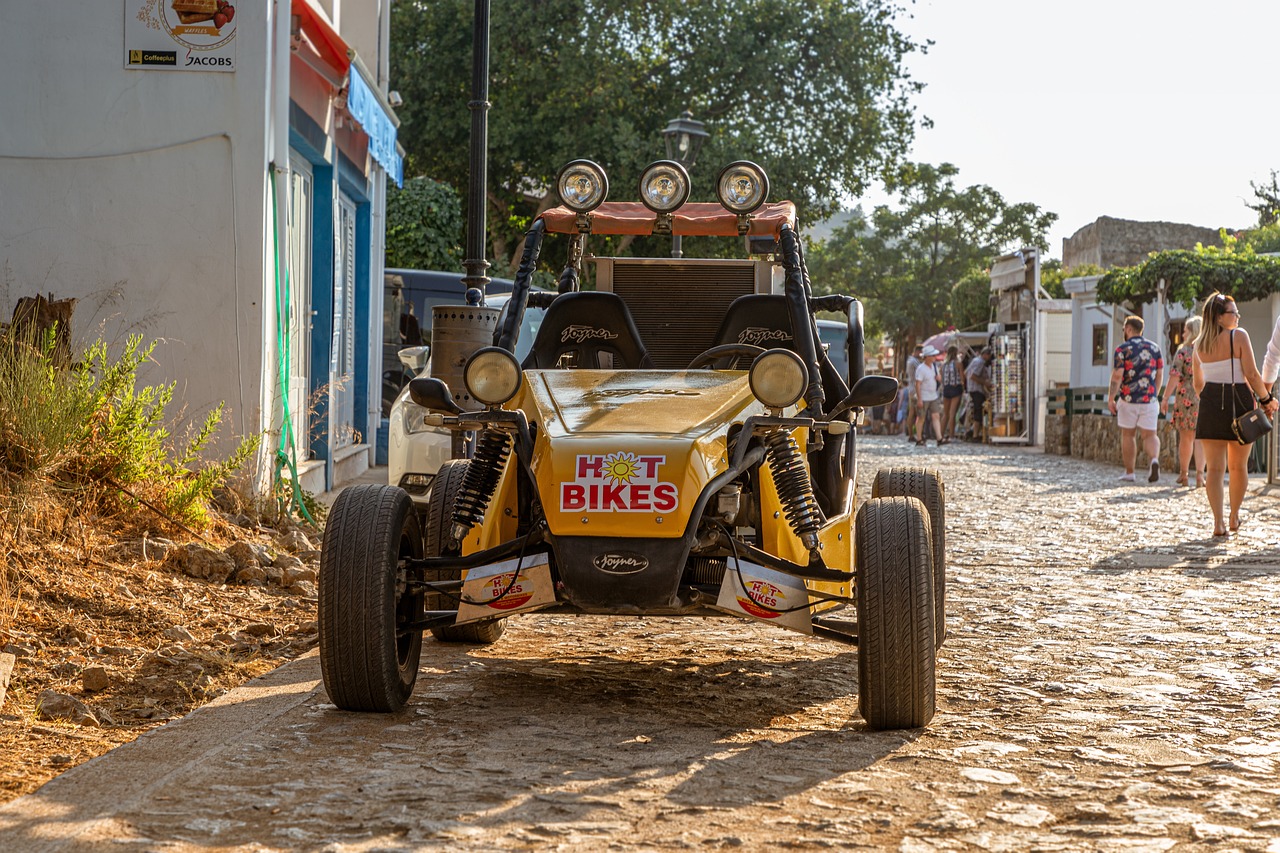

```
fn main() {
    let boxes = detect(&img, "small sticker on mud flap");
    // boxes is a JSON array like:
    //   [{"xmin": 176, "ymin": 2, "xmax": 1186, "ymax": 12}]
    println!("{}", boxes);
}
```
[
  {"xmin": 714, "ymin": 560, "xmax": 813, "ymax": 634},
  {"xmin": 455, "ymin": 554, "xmax": 555, "ymax": 624}
]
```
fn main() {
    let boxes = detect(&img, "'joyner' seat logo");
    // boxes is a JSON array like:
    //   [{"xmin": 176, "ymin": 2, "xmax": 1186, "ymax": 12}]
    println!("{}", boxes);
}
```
[
  {"xmin": 561, "ymin": 452, "xmax": 678, "ymax": 512},
  {"xmin": 561, "ymin": 325, "xmax": 619, "ymax": 344}
]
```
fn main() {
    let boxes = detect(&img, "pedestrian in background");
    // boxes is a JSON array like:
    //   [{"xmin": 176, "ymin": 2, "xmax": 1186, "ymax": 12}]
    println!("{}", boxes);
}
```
[
  {"xmin": 904, "ymin": 344, "xmax": 923, "ymax": 442},
  {"xmin": 940, "ymin": 345, "xmax": 964, "ymax": 441},
  {"xmin": 914, "ymin": 345, "xmax": 945, "ymax": 447},
  {"xmin": 1161, "ymin": 316, "xmax": 1205, "ymax": 487},
  {"xmin": 1108, "ymin": 315, "xmax": 1164, "ymax": 483},
  {"xmin": 1192, "ymin": 293, "xmax": 1275, "ymax": 536},
  {"xmin": 965, "ymin": 347, "xmax": 993, "ymax": 441},
  {"xmin": 1261, "ymin": 306, "xmax": 1280, "ymax": 419}
]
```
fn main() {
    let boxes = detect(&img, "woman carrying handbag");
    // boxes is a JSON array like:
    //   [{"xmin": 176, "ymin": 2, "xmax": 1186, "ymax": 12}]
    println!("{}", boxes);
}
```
[{"xmin": 1191, "ymin": 293, "xmax": 1276, "ymax": 536}]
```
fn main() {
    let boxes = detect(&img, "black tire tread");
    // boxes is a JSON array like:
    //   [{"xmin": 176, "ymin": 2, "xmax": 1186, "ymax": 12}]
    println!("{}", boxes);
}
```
[
  {"xmin": 856, "ymin": 496, "xmax": 937, "ymax": 730},
  {"xmin": 871, "ymin": 466, "xmax": 946, "ymax": 647},
  {"xmin": 319, "ymin": 485, "xmax": 423, "ymax": 712},
  {"xmin": 424, "ymin": 460, "xmax": 506, "ymax": 645}
]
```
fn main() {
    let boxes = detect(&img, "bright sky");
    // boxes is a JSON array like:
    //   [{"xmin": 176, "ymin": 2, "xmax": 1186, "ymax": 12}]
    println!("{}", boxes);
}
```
[{"xmin": 856, "ymin": 0, "xmax": 1280, "ymax": 261}]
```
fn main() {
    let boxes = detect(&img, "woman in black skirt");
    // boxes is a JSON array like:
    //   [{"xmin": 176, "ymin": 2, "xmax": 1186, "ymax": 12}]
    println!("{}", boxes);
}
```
[{"xmin": 1192, "ymin": 293, "xmax": 1275, "ymax": 536}]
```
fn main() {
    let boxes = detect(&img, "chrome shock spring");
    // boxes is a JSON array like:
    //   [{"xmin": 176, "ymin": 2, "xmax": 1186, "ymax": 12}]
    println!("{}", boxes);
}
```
[
  {"xmin": 451, "ymin": 428, "xmax": 512, "ymax": 540},
  {"xmin": 762, "ymin": 428, "xmax": 823, "ymax": 552}
]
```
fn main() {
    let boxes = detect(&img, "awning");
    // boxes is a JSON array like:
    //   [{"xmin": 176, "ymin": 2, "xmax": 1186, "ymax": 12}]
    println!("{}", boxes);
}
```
[
  {"xmin": 346, "ymin": 60, "xmax": 403, "ymax": 187},
  {"xmin": 990, "ymin": 253, "xmax": 1030, "ymax": 292},
  {"xmin": 539, "ymin": 201, "xmax": 798, "ymax": 237},
  {"xmin": 291, "ymin": 0, "xmax": 350, "ymax": 85}
]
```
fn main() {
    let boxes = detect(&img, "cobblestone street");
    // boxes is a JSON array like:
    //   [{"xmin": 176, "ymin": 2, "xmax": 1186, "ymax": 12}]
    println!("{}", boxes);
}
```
[{"xmin": 2, "ymin": 436, "xmax": 1279, "ymax": 852}]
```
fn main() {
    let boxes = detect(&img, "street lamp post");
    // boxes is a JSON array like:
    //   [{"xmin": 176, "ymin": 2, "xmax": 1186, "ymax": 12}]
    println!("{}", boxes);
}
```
[{"xmin": 660, "ymin": 110, "xmax": 709, "ymax": 259}]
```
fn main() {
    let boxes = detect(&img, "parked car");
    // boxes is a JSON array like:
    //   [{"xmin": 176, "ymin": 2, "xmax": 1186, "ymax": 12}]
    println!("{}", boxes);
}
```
[
  {"xmin": 387, "ymin": 292, "xmax": 545, "ymax": 503},
  {"xmin": 323, "ymin": 158, "xmax": 945, "ymax": 731},
  {"xmin": 817, "ymin": 318, "xmax": 849, "ymax": 382},
  {"xmin": 382, "ymin": 269, "xmax": 515, "ymax": 416}
]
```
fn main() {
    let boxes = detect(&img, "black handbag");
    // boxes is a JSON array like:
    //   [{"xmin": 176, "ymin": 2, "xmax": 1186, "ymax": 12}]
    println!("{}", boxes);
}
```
[{"xmin": 1229, "ymin": 331, "xmax": 1273, "ymax": 445}]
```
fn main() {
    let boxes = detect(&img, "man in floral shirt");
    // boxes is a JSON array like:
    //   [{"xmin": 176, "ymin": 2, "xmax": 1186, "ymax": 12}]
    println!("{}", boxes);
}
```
[{"xmin": 1107, "ymin": 315, "xmax": 1165, "ymax": 482}]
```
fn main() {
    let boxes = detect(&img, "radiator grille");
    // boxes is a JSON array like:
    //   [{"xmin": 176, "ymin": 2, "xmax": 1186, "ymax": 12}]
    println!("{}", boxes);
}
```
[{"xmin": 607, "ymin": 261, "xmax": 759, "ymax": 370}]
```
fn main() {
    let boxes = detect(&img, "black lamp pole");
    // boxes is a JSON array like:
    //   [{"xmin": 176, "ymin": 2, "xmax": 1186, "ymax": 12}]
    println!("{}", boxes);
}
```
[
  {"xmin": 462, "ymin": 0, "xmax": 491, "ymax": 300},
  {"xmin": 661, "ymin": 109, "xmax": 709, "ymax": 259}
]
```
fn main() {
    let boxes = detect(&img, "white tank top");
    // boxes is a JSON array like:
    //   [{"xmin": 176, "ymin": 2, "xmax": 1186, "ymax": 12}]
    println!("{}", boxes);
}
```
[{"xmin": 1199, "ymin": 358, "xmax": 1243, "ymax": 384}]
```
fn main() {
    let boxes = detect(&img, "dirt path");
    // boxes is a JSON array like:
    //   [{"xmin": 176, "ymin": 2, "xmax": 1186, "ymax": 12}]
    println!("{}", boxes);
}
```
[{"xmin": 2, "ymin": 438, "xmax": 1279, "ymax": 851}]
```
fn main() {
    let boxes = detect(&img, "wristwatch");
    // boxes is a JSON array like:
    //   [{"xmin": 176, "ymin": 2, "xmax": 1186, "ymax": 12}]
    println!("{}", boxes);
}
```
[{"xmin": 1261, "ymin": 393, "xmax": 1276, "ymax": 406}]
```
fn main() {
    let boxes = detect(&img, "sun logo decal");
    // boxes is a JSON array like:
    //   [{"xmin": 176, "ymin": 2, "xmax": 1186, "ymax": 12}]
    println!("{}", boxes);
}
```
[{"xmin": 602, "ymin": 452, "xmax": 641, "ymax": 484}]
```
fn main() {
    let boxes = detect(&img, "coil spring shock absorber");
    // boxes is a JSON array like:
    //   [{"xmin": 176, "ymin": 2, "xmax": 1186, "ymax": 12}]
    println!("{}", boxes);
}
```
[
  {"xmin": 451, "ymin": 428, "xmax": 512, "ymax": 542},
  {"xmin": 762, "ymin": 428, "xmax": 823, "ymax": 552}
]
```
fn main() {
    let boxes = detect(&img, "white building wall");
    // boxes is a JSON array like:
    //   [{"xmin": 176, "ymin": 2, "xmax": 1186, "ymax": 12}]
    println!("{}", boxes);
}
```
[{"xmin": 0, "ymin": 2, "xmax": 276, "ymax": 464}]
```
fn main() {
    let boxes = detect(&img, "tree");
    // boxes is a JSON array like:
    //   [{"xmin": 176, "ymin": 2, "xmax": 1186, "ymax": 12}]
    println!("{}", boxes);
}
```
[
  {"xmin": 385, "ymin": 177, "xmax": 464, "ymax": 271},
  {"xmin": 1247, "ymin": 169, "xmax": 1280, "ymax": 227},
  {"xmin": 391, "ymin": 0, "xmax": 925, "ymax": 272},
  {"xmin": 807, "ymin": 162, "xmax": 1057, "ymax": 348}
]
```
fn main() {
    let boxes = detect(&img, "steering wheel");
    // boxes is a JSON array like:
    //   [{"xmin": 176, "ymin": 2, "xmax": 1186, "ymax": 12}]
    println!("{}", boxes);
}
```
[{"xmin": 687, "ymin": 343, "xmax": 767, "ymax": 370}]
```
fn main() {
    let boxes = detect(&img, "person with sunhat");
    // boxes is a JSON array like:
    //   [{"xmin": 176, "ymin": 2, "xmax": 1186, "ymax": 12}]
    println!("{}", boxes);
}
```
[{"xmin": 914, "ymin": 344, "xmax": 946, "ymax": 447}]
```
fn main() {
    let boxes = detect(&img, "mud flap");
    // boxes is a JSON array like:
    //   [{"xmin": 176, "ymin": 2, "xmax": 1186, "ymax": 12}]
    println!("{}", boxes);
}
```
[
  {"xmin": 456, "ymin": 554, "xmax": 556, "ymax": 624},
  {"xmin": 714, "ymin": 560, "xmax": 813, "ymax": 634}
]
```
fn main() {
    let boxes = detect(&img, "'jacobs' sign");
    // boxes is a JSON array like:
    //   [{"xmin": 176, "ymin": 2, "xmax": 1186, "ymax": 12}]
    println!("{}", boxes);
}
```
[{"xmin": 561, "ymin": 452, "xmax": 678, "ymax": 513}]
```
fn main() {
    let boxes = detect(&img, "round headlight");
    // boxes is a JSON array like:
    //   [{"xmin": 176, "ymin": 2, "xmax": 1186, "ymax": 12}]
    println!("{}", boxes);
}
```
[
  {"xmin": 637, "ymin": 160, "xmax": 691, "ymax": 213},
  {"xmin": 749, "ymin": 349, "xmax": 807, "ymax": 410},
  {"xmin": 464, "ymin": 347, "xmax": 522, "ymax": 406},
  {"xmin": 556, "ymin": 159, "xmax": 609, "ymax": 213},
  {"xmin": 716, "ymin": 160, "xmax": 770, "ymax": 214}
]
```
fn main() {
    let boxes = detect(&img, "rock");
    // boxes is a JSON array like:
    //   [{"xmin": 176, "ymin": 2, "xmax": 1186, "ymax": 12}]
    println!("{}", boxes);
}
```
[
  {"xmin": 51, "ymin": 661, "xmax": 81, "ymax": 678},
  {"xmin": 277, "ymin": 530, "xmax": 314, "ymax": 554},
  {"xmin": 299, "ymin": 549, "xmax": 323, "ymax": 565},
  {"xmin": 233, "ymin": 566, "xmax": 268, "ymax": 585},
  {"xmin": 36, "ymin": 690, "xmax": 100, "ymax": 727},
  {"xmin": 224, "ymin": 541, "xmax": 260, "ymax": 571},
  {"xmin": 274, "ymin": 554, "xmax": 304, "ymax": 571},
  {"xmin": 141, "ymin": 537, "xmax": 175, "ymax": 561},
  {"xmin": 164, "ymin": 543, "xmax": 236, "ymax": 582},
  {"xmin": 0, "ymin": 653, "xmax": 14, "ymax": 711},
  {"xmin": 210, "ymin": 632, "xmax": 236, "ymax": 646},
  {"xmin": 282, "ymin": 567, "xmax": 317, "ymax": 587},
  {"xmin": 3, "ymin": 643, "xmax": 35, "ymax": 658},
  {"xmin": 264, "ymin": 565, "xmax": 285, "ymax": 585},
  {"xmin": 162, "ymin": 626, "xmax": 197, "ymax": 643},
  {"xmin": 81, "ymin": 666, "xmax": 110, "ymax": 692},
  {"xmin": 241, "ymin": 622, "xmax": 276, "ymax": 638},
  {"xmin": 288, "ymin": 580, "xmax": 318, "ymax": 598}
]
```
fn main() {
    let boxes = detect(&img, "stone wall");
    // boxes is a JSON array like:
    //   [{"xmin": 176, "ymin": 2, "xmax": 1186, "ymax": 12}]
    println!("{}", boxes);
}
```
[
  {"xmin": 1062, "ymin": 217, "xmax": 1222, "ymax": 270},
  {"xmin": 1046, "ymin": 413, "xmax": 1179, "ymax": 471}
]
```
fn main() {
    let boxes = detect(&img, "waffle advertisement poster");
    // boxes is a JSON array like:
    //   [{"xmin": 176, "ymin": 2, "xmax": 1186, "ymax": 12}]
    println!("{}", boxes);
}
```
[{"xmin": 126, "ymin": 0, "xmax": 237, "ymax": 71}]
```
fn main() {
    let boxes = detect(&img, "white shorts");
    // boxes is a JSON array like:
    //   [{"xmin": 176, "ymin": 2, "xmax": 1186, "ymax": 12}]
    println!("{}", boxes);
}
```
[{"xmin": 1117, "ymin": 400, "xmax": 1158, "ymax": 431}]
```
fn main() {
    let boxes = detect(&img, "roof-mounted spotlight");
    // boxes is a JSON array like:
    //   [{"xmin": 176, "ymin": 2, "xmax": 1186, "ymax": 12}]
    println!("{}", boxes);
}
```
[
  {"xmin": 716, "ymin": 160, "xmax": 769, "ymax": 234},
  {"xmin": 637, "ymin": 160, "xmax": 691, "ymax": 235},
  {"xmin": 556, "ymin": 160, "xmax": 609, "ymax": 231}
]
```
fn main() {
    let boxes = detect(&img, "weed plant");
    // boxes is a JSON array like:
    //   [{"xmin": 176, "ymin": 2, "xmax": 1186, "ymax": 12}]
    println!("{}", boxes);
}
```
[{"xmin": 0, "ymin": 327, "xmax": 258, "ymax": 532}]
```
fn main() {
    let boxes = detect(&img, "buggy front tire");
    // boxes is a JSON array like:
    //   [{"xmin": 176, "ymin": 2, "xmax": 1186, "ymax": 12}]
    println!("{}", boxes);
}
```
[
  {"xmin": 319, "ymin": 485, "xmax": 424, "ymax": 712},
  {"xmin": 424, "ymin": 459, "xmax": 506, "ymax": 645},
  {"xmin": 855, "ymin": 496, "xmax": 936, "ymax": 730},
  {"xmin": 872, "ymin": 466, "xmax": 946, "ymax": 648}
]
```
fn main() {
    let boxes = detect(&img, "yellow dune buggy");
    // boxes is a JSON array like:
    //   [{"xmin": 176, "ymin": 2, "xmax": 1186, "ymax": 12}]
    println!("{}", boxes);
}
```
[{"xmin": 319, "ymin": 159, "xmax": 946, "ymax": 730}]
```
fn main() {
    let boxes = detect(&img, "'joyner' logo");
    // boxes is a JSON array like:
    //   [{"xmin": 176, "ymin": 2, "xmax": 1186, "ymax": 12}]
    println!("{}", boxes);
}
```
[
  {"xmin": 561, "ymin": 325, "xmax": 619, "ymax": 344},
  {"xmin": 737, "ymin": 327, "xmax": 791, "ymax": 346},
  {"xmin": 561, "ymin": 452, "xmax": 679, "ymax": 513},
  {"xmin": 593, "ymin": 552, "xmax": 650, "ymax": 573}
]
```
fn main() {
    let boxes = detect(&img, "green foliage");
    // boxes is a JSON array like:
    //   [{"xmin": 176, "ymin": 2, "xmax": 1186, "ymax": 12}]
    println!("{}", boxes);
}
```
[
  {"xmin": 1096, "ymin": 231, "xmax": 1280, "ymax": 308},
  {"xmin": 391, "ymin": 0, "xmax": 925, "ymax": 272},
  {"xmin": 1243, "ymin": 222, "xmax": 1280, "ymax": 254},
  {"xmin": 949, "ymin": 270, "xmax": 993, "ymax": 331},
  {"xmin": 385, "ymin": 177, "xmax": 464, "ymax": 271},
  {"xmin": 1039, "ymin": 260, "xmax": 1105, "ymax": 299},
  {"xmin": 806, "ymin": 162, "xmax": 1057, "ymax": 347},
  {"xmin": 0, "ymin": 331, "xmax": 258, "ymax": 527},
  {"xmin": 1247, "ymin": 169, "xmax": 1279, "ymax": 227}
]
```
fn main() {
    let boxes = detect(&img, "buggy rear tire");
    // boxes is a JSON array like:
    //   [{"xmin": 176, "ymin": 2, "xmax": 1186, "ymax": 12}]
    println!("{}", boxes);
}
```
[
  {"xmin": 871, "ymin": 466, "xmax": 946, "ymax": 647},
  {"xmin": 319, "ymin": 485, "xmax": 423, "ymax": 712},
  {"xmin": 424, "ymin": 459, "xmax": 506, "ymax": 645},
  {"xmin": 855, "ymin": 496, "xmax": 936, "ymax": 730}
]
